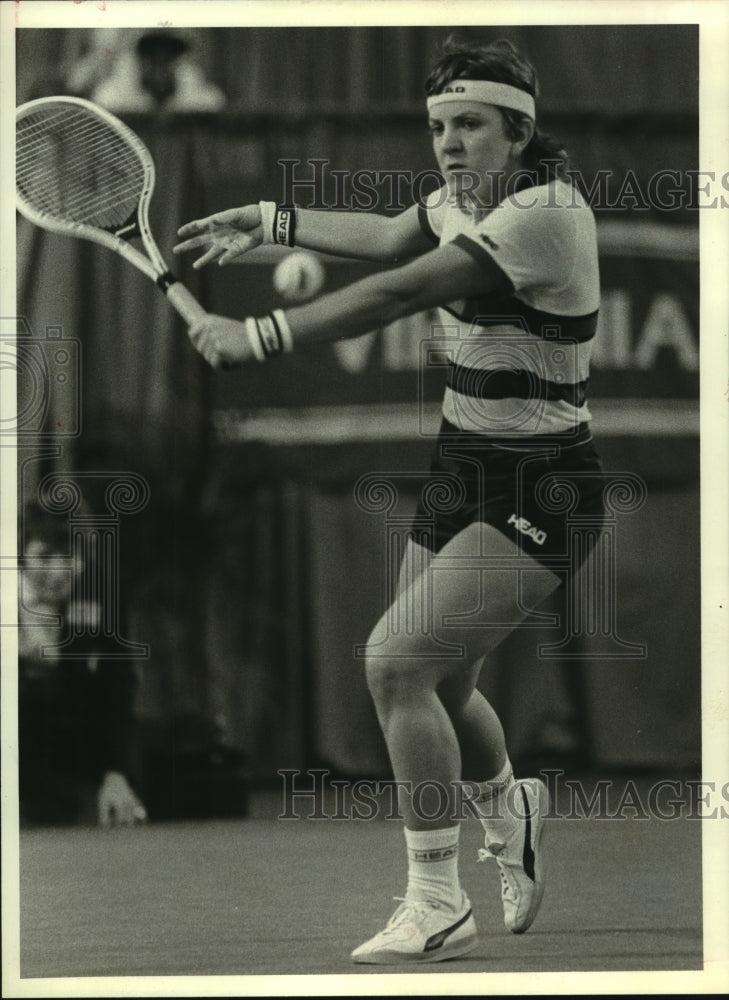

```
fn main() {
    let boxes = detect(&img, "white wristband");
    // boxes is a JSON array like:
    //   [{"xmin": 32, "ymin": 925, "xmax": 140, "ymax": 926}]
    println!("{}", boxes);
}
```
[
  {"xmin": 258, "ymin": 201, "xmax": 276, "ymax": 245},
  {"xmin": 272, "ymin": 309, "xmax": 294, "ymax": 353},
  {"xmin": 245, "ymin": 316, "xmax": 266, "ymax": 362}
]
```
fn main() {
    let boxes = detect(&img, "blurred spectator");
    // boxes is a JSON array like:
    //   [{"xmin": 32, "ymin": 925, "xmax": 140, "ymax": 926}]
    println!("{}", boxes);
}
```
[
  {"xmin": 18, "ymin": 502, "xmax": 146, "ymax": 828},
  {"xmin": 72, "ymin": 28, "xmax": 227, "ymax": 113}
]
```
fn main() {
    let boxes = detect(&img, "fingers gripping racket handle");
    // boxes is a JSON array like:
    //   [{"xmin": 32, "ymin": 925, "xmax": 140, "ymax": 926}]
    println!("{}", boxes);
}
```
[
  {"xmin": 164, "ymin": 277, "xmax": 236, "ymax": 371},
  {"xmin": 165, "ymin": 280, "xmax": 207, "ymax": 325}
]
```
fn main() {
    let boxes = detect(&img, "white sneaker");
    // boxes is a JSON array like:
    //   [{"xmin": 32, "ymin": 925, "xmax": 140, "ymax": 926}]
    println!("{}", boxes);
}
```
[
  {"xmin": 350, "ymin": 893, "xmax": 478, "ymax": 964},
  {"xmin": 478, "ymin": 777, "xmax": 549, "ymax": 934}
]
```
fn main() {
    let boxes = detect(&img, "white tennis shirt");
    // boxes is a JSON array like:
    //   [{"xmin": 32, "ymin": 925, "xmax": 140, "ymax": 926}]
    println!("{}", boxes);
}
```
[{"xmin": 418, "ymin": 179, "xmax": 600, "ymax": 438}]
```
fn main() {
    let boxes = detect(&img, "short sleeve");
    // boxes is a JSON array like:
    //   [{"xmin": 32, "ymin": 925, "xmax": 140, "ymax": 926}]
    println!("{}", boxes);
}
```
[{"xmin": 457, "ymin": 184, "xmax": 582, "ymax": 294}]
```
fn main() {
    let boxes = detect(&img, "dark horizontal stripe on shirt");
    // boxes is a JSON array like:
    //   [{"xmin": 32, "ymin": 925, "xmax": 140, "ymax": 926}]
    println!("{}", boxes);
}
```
[
  {"xmin": 448, "ymin": 234, "xmax": 599, "ymax": 343},
  {"xmin": 447, "ymin": 364, "xmax": 588, "ymax": 408}
]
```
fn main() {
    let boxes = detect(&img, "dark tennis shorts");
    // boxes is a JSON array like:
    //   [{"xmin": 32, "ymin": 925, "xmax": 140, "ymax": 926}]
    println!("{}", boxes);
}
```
[{"xmin": 413, "ymin": 417, "xmax": 607, "ymax": 575}]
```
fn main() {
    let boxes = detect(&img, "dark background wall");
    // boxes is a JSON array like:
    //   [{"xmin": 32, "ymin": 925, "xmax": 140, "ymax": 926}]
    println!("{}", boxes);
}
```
[{"xmin": 15, "ymin": 25, "xmax": 700, "ymax": 787}]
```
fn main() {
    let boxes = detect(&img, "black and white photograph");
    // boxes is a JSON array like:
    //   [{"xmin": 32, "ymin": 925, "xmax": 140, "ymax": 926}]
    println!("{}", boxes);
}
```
[{"xmin": 1, "ymin": 0, "xmax": 727, "ymax": 996}]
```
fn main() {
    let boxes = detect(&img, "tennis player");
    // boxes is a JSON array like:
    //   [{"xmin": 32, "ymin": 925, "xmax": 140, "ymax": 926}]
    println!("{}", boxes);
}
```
[{"xmin": 175, "ymin": 37, "xmax": 605, "ymax": 964}]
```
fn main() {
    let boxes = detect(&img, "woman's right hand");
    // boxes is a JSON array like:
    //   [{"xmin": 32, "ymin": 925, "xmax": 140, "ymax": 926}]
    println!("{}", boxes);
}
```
[{"xmin": 173, "ymin": 205, "xmax": 263, "ymax": 269}]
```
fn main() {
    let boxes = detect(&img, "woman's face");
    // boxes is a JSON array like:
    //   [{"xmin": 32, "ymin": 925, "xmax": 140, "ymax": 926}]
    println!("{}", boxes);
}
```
[{"xmin": 429, "ymin": 100, "xmax": 525, "ymax": 209}]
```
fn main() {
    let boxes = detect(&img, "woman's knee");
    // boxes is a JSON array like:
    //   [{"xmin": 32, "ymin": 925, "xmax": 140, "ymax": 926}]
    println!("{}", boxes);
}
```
[
  {"xmin": 363, "ymin": 620, "xmax": 435, "ymax": 706},
  {"xmin": 364, "ymin": 649, "xmax": 421, "ymax": 706},
  {"xmin": 364, "ymin": 613, "xmax": 473, "ymax": 709}
]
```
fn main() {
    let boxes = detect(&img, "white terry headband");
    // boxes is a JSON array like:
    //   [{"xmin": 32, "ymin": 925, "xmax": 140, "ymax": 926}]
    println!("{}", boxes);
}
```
[{"xmin": 427, "ymin": 80, "xmax": 535, "ymax": 121}]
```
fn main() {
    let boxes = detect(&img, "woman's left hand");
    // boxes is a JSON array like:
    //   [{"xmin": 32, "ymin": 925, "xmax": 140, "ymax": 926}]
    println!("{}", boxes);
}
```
[
  {"xmin": 187, "ymin": 314, "xmax": 254, "ymax": 369},
  {"xmin": 174, "ymin": 206, "xmax": 263, "ymax": 269}
]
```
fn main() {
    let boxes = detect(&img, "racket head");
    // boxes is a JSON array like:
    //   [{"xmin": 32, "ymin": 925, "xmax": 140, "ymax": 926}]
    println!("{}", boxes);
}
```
[{"xmin": 15, "ymin": 96, "xmax": 163, "ymax": 278}]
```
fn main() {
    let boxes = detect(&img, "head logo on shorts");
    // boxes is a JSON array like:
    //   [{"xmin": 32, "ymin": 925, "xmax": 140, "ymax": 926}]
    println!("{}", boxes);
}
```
[{"xmin": 508, "ymin": 513, "xmax": 547, "ymax": 546}]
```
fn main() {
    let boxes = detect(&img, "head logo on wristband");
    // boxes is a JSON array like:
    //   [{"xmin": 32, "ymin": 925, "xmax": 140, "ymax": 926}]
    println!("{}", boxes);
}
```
[
  {"xmin": 258, "ymin": 202, "xmax": 297, "ymax": 247},
  {"xmin": 274, "ymin": 205, "xmax": 296, "ymax": 247}
]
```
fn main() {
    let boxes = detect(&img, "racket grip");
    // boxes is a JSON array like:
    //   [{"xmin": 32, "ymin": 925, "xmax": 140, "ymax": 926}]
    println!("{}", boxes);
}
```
[
  {"xmin": 165, "ymin": 281, "xmax": 207, "ymax": 325},
  {"xmin": 165, "ymin": 279, "xmax": 237, "ymax": 371}
]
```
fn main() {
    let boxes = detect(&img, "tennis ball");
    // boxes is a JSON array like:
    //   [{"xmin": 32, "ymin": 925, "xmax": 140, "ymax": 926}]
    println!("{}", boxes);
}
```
[{"xmin": 272, "ymin": 251, "xmax": 325, "ymax": 302}]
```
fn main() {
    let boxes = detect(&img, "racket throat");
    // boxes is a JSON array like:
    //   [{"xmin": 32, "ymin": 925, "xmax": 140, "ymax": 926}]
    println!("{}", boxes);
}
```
[
  {"xmin": 110, "ymin": 199, "xmax": 146, "ymax": 239},
  {"xmin": 114, "ymin": 220, "xmax": 140, "ymax": 239},
  {"xmin": 156, "ymin": 271, "xmax": 178, "ymax": 293}
]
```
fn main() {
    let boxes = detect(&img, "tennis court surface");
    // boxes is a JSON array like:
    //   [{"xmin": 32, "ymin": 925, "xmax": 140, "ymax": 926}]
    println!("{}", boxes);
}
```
[{"xmin": 14, "ymin": 791, "xmax": 705, "ymax": 987}]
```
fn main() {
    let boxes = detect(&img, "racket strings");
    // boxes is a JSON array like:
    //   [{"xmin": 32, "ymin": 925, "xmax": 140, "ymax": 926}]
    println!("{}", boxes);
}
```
[
  {"xmin": 17, "ymin": 140, "xmax": 143, "ymax": 226},
  {"xmin": 17, "ymin": 110, "xmax": 144, "ymax": 196},
  {"xmin": 17, "ymin": 106, "xmax": 148, "ymax": 231}
]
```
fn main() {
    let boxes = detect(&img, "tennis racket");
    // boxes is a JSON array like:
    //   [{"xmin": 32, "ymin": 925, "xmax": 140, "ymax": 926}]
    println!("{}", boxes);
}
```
[{"xmin": 15, "ymin": 95, "xmax": 207, "ymax": 326}]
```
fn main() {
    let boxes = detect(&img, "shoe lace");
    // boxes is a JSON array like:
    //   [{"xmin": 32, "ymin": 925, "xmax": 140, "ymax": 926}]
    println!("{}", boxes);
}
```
[
  {"xmin": 477, "ymin": 848, "xmax": 518, "ymax": 902},
  {"xmin": 384, "ymin": 897, "xmax": 440, "ymax": 932}
]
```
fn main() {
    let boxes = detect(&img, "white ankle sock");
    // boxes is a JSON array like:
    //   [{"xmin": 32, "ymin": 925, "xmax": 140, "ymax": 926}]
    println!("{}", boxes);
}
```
[
  {"xmin": 471, "ymin": 760, "xmax": 521, "ymax": 846},
  {"xmin": 404, "ymin": 825, "xmax": 461, "ymax": 909}
]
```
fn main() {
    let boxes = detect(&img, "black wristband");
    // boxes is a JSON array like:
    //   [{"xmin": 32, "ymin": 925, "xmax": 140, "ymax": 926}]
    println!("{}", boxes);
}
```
[{"xmin": 274, "ymin": 204, "xmax": 296, "ymax": 247}]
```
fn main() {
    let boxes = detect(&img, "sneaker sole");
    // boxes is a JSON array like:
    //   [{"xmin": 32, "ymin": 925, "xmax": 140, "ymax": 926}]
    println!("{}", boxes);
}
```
[{"xmin": 351, "ymin": 931, "xmax": 479, "ymax": 965}]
